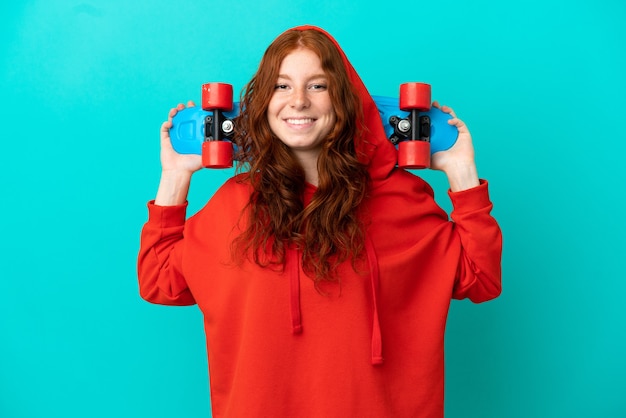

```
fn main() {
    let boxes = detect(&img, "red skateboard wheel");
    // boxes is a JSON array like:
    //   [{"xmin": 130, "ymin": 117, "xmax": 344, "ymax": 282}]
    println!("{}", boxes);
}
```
[
  {"xmin": 202, "ymin": 141, "xmax": 233, "ymax": 168},
  {"xmin": 399, "ymin": 82, "xmax": 431, "ymax": 112},
  {"xmin": 398, "ymin": 140, "xmax": 431, "ymax": 169},
  {"xmin": 201, "ymin": 83, "xmax": 234, "ymax": 111}
]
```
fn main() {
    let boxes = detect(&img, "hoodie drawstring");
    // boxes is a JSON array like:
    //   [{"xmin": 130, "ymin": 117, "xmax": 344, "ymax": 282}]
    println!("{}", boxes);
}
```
[
  {"xmin": 287, "ymin": 241, "xmax": 383, "ymax": 365},
  {"xmin": 288, "ymin": 248, "xmax": 303, "ymax": 334},
  {"xmin": 365, "ymin": 236, "xmax": 384, "ymax": 365}
]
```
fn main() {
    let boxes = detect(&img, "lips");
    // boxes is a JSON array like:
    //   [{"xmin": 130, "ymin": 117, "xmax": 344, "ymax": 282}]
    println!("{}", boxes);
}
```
[{"xmin": 284, "ymin": 117, "xmax": 316, "ymax": 126}]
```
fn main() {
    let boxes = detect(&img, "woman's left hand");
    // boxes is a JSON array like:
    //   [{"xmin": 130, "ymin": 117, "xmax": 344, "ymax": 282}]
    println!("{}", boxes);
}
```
[{"xmin": 429, "ymin": 102, "xmax": 480, "ymax": 192}]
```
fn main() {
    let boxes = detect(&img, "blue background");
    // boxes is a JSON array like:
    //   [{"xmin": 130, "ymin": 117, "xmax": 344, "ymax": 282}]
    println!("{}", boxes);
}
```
[{"xmin": 1, "ymin": 1, "xmax": 624, "ymax": 417}]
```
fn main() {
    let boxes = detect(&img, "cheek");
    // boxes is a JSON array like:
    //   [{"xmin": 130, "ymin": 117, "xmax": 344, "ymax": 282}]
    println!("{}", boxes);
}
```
[
  {"xmin": 325, "ymin": 97, "xmax": 336, "ymax": 121},
  {"xmin": 320, "ymin": 113, "xmax": 337, "ymax": 139},
  {"xmin": 323, "ymin": 107, "xmax": 337, "ymax": 137},
  {"xmin": 267, "ymin": 105, "xmax": 284, "ymax": 137},
  {"xmin": 327, "ymin": 107, "xmax": 337, "ymax": 127},
  {"xmin": 266, "ymin": 100, "xmax": 282, "ymax": 130},
  {"xmin": 266, "ymin": 98, "xmax": 278, "ymax": 118}
]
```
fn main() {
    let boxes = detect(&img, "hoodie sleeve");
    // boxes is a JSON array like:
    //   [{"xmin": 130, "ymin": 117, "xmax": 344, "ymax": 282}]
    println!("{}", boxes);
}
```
[
  {"xmin": 136, "ymin": 201, "xmax": 196, "ymax": 306},
  {"xmin": 448, "ymin": 180, "xmax": 502, "ymax": 302}
]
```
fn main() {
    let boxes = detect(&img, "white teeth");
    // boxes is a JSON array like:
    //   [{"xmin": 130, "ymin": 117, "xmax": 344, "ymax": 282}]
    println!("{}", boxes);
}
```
[{"xmin": 286, "ymin": 118, "xmax": 313, "ymax": 125}]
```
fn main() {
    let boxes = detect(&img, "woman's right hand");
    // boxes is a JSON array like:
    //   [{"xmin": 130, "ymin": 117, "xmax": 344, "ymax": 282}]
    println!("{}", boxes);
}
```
[
  {"xmin": 154, "ymin": 101, "xmax": 202, "ymax": 206},
  {"xmin": 160, "ymin": 101, "xmax": 203, "ymax": 173}
]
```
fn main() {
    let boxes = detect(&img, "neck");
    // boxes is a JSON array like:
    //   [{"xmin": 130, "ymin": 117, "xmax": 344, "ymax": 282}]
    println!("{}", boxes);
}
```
[{"xmin": 293, "ymin": 150, "xmax": 320, "ymax": 187}]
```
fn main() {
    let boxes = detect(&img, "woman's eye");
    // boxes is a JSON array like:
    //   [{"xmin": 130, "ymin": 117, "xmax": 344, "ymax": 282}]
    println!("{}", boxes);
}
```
[
  {"xmin": 274, "ymin": 84, "xmax": 288, "ymax": 90},
  {"xmin": 310, "ymin": 84, "xmax": 327, "ymax": 90}
]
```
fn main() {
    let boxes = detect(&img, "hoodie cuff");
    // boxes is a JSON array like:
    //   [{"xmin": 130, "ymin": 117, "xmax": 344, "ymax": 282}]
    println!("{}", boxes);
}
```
[
  {"xmin": 146, "ymin": 200, "xmax": 188, "ymax": 227},
  {"xmin": 448, "ymin": 180, "xmax": 492, "ymax": 213}
]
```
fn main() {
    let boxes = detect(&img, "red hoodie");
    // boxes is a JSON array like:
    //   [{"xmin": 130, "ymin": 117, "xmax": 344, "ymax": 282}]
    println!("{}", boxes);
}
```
[{"xmin": 138, "ymin": 25, "xmax": 502, "ymax": 418}]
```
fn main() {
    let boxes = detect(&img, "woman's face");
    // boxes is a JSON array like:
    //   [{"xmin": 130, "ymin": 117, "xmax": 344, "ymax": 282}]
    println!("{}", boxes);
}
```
[{"xmin": 267, "ymin": 48, "xmax": 336, "ymax": 163}]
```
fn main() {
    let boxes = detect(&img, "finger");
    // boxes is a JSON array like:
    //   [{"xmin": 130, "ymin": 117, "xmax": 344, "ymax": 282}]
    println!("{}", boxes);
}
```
[
  {"xmin": 160, "ymin": 120, "xmax": 172, "ymax": 134},
  {"xmin": 160, "ymin": 121, "xmax": 175, "ymax": 149},
  {"xmin": 168, "ymin": 104, "xmax": 185, "ymax": 119},
  {"xmin": 442, "ymin": 106, "xmax": 457, "ymax": 119},
  {"xmin": 187, "ymin": 100, "xmax": 196, "ymax": 107},
  {"xmin": 447, "ymin": 117, "xmax": 469, "ymax": 133},
  {"xmin": 433, "ymin": 102, "xmax": 456, "ymax": 118}
]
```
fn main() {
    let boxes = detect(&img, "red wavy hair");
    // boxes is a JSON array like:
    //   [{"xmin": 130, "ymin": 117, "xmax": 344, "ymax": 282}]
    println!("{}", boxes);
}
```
[{"xmin": 232, "ymin": 29, "xmax": 369, "ymax": 283}]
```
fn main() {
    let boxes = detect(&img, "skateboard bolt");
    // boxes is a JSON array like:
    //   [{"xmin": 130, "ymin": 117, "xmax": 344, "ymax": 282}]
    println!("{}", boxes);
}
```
[
  {"xmin": 397, "ymin": 119, "xmax": 411, "ymax": 133},
  {"xmin": 222, "ymin": 120, "xmax": 234, "ymax": 134}
]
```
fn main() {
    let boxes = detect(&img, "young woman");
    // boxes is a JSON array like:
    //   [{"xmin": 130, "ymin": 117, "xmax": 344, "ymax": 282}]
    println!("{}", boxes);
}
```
[{"xmin": 138, "ymin": 25, "xmax": 502, "ymax": 418}]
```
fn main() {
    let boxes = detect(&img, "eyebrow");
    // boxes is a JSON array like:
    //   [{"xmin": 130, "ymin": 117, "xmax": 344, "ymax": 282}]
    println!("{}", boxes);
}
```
[{"xmin": 276, "ymin": 74, "xmax": 328, "ymax": 81}]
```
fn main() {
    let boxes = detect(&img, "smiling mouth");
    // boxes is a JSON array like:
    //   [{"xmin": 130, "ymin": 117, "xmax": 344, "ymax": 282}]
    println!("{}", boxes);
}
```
[{"xmin": 285, "ymin": 118, "xmax": 315, "ymax": 125}]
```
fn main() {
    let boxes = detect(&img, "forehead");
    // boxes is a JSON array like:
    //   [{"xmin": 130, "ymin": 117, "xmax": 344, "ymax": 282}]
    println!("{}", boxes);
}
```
[{"xmin": 278, "ymin": 48, "xmax": 325, "ymax": 77}]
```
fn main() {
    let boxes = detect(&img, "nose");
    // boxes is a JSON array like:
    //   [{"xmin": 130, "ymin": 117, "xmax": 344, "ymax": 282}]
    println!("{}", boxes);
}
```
[{"xmin": 290, "ymin": 87, "xmax": 310, "ymax": 110}]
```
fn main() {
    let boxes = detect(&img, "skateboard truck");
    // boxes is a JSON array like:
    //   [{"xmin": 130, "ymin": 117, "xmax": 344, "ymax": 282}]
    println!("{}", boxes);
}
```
[
  {"xmin": 393, "ymin": 82, "xmax": 433, "ymax": 169},
  {"xmin": 201, "ymin": 83, "xmax": 235, "ymax": 168},
  {"xmin": 388, "ymin": 114, "xmax": 431, "ymax": 146}
]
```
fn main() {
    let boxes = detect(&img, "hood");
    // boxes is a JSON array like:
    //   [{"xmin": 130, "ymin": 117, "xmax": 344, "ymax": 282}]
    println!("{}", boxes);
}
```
[{"xmin": 286, "ymin": 25, "xmax": 388, "ymax": 365}]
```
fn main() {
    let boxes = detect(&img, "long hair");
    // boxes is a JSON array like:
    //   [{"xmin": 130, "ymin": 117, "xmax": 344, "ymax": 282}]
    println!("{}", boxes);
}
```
[{"xmin": 232, "ymin": 29, "xmax": 369, "ymax": 283}]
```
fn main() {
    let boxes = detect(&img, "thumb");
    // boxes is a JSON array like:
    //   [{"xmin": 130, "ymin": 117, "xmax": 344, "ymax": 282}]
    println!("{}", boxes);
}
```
[{"xmin": 160, "ymin": 120, "xmax": 175, "ymax": 150}]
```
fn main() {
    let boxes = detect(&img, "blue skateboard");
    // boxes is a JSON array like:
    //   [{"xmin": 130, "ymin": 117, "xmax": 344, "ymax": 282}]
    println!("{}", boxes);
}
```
[{"xmin": 169, "ymin": 82, "xmax": 458, "ymax": 169}]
